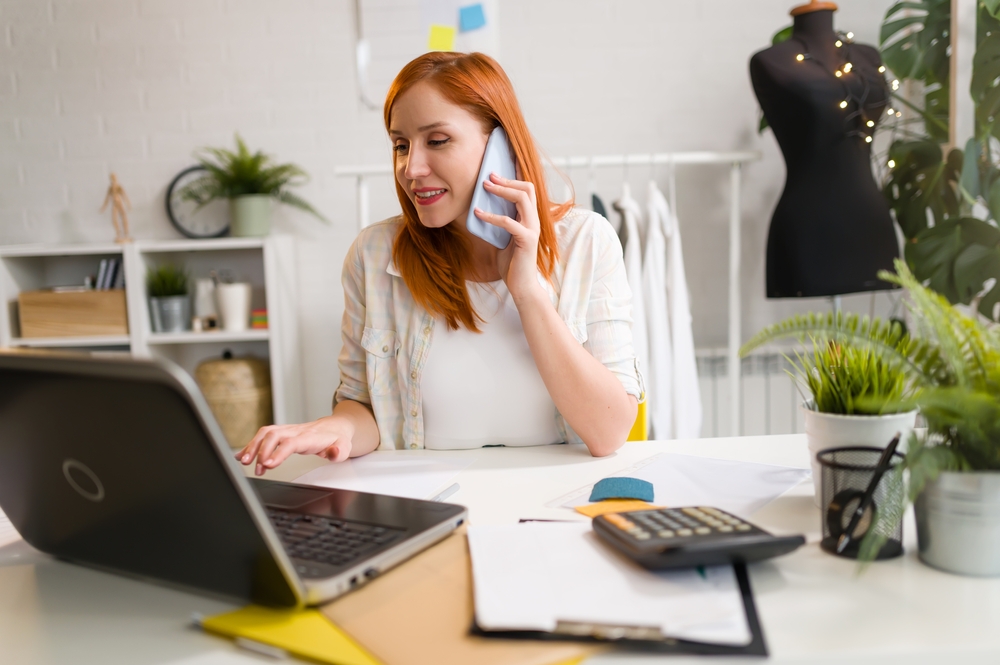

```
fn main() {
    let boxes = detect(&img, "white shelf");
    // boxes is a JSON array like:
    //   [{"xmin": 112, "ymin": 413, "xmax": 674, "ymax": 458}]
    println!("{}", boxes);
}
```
[
  {"xmin": 135, "ymin": 237, "xmax": 266, "ymax": 253},
  {"xmin": 0, "ymin": 243, "xmax": 124, "ymax": 258},
  {"xmin": 9, "ymin": 335, "xmax": 132, "ymax": 348},
  {"xmin": 146, "ymin": 329, "xmax": 270, "ymax": 345}
]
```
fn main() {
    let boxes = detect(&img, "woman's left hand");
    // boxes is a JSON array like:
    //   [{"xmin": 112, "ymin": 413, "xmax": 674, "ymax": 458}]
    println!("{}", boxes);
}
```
[{"xmin": 473, "ymin": 172, "xmax": 543, "ymax": 302}]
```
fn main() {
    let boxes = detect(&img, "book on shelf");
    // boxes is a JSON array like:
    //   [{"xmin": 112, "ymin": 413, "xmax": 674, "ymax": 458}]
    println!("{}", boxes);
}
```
[{"xmin": 95, "ymin": 259, "xmax": 108, "ymax": 291}]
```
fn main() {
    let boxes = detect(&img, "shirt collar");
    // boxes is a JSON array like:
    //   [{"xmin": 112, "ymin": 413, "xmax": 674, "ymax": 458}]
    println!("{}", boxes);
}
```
[{"xmin": 387, "ymin": 258, "xmax": 401, "ymax": 277}]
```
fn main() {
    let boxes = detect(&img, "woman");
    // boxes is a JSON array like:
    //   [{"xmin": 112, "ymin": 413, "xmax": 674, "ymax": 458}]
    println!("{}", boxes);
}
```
[{"xmin": 237, "ymin": 52, "xmax": 641, "ymax": 476}]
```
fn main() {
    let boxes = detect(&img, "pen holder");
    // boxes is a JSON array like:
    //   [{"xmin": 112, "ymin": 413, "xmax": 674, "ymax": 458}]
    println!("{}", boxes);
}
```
[{"xmin": 817, "ymin": 446, "xmax": 905, "ymax": 560}]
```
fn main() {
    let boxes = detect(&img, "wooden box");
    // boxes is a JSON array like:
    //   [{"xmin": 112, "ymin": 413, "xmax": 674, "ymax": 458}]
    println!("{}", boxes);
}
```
[{"xmin": 17, "ymin": 289, "xmax": 129, "ymax": 338}]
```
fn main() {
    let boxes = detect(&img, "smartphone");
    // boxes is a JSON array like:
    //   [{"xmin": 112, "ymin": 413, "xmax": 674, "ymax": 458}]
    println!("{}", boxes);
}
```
[{"xmin": 466, "ymin": 126, "xmax": 517, "ymax": 249}]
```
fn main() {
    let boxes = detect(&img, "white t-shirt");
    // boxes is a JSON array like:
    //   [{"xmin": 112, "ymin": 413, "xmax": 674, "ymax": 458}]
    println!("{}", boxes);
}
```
[{"xmin": 421, "ymin": 280, "xmax": 562, "ymax": 450}]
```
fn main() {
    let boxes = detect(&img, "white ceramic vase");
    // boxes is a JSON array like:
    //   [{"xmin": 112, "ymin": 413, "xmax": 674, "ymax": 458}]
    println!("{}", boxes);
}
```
[{"xmin": 803, "ymin": 403, "xmax": 917, "ymax": 506}]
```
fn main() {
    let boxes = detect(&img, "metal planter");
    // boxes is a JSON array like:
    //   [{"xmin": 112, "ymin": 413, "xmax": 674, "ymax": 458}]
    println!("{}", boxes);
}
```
[
  {"xmin": 915, "ymin": 471, "xmax": 1000, "ymax": 577},
  {"xmin": 149, "ymin": 295, "xmax": 191, "ymax": 333}
]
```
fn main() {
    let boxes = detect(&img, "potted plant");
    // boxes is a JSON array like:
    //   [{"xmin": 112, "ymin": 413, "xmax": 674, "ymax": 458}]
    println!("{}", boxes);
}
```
[
  {"xmin": 745, "ymin": 260, "xmax": 1000, "ymax": 575},
  {"xmin": 148, "ymin": 264, "xmax": 190, "ymax": 333},
  {"xmin": 741, "ymin": 313, "xmax": 918, "ymax": 505},
  {"xmin": 178, "ymin": 134, "xmax": 328, "ymax": 237}
]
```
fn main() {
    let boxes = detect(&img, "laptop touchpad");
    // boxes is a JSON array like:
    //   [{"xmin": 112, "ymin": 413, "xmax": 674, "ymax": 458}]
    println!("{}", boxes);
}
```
[{"xmin": 255, "ymin": 482, "xmax": 334, "ymax": 509}]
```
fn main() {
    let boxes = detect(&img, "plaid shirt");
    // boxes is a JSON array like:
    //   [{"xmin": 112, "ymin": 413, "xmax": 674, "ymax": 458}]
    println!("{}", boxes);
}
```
[{"xmin": 334, "ymin": 207, "xmax": 643, "ymax": 450}]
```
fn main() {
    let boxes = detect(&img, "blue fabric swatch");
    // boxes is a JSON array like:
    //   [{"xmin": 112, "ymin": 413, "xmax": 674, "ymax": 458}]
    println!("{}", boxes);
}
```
[
  {"xmin": 589, "ymin": 477, "xmax": 654, "ymax": 503},
  {"xmin": 459, "ymin": 4, "xmax": 487, "ymax": 32}
]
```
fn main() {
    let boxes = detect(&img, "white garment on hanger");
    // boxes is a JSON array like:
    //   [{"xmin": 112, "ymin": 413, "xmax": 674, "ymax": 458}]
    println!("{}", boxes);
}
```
[
  {"xmin": 643, "ymin": 182, "xmax": 672, "ymax": 439},
  {"xmin": 650, "ymin": 184, "xmax": 702, "ymax": 439},
  {"xmin": 613, "ymin": 184, "xmax": 649, "ymax": 435}
]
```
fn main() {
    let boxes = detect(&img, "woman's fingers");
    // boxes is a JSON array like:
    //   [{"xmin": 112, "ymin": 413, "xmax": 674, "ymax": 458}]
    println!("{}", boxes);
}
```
[
  {"xmin": 236, "ymin": 425, "xmax": 273, "ymax": 464},
  {"xmin": 484, "ymin": 178, "xmax": 533, "ymax": 212},
  {"xmin": 473, "ymin": 207, "xmax": 521, "ymax": 236}
]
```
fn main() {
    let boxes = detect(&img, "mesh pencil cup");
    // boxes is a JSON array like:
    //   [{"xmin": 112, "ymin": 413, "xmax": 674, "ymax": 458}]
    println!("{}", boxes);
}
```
[{"xmin": 817, "ymin": 446, "xmax": 905, "ymax": 560}]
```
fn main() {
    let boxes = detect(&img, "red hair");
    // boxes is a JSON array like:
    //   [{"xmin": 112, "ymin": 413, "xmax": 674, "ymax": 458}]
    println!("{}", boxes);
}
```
[{"xmin": 384, "ymin": 51, "xmax": 571, "ymax": 331}]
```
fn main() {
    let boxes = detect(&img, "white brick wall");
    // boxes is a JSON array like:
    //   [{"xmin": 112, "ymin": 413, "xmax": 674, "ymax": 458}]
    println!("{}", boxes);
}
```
[{"xmin": 0, "ymin": 0, "xmax": 896, "ymax": 422}]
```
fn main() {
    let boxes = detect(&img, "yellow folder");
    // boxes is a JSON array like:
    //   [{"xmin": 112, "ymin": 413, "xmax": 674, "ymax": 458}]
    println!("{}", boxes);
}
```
[{"xmin": 200, "ymin": 605, "xmax": 380, "ymax": 665}]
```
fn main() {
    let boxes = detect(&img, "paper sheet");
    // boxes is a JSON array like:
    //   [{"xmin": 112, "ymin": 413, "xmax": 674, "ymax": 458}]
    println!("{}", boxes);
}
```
[
  {"xmin": 0, "ymin": 506, "xmax": 21, "ymax": 549},
  {"xmin": 468, "ymin": 522, "xmax": 752, "ymax": 645},
  {"xmin": 552, "ymin": 452, "xmax": 810, "ymax": 517},
  {"xmin": 293, "ymin": 451, "xmax": 473, "ymax": 500}
]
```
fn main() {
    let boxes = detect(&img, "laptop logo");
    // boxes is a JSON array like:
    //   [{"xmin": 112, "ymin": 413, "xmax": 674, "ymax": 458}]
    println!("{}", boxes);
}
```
[{"xmin": 62, "ymin": 459, "xmax": 105, "ymax": 503}]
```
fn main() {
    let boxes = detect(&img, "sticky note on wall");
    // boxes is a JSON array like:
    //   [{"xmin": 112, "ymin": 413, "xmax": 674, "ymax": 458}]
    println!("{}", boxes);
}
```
[
  {"xmin": 428, "ymin": 24, "xmax": 456, "ymax": 51},
  {"xmin": 459, "ymin": 4, "xmax": 486, "ymax": 32}
]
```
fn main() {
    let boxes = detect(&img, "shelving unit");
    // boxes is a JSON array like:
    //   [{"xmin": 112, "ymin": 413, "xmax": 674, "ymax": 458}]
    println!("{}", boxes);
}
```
[{"xmin": 0, "ymin": 237, "xmax": 303, "ymax": 425}]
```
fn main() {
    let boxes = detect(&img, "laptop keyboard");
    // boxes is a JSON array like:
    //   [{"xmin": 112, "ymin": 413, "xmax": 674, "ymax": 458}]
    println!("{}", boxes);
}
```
[{"xmin": 266, "ymin": 508, "xmax": 403, "ymax": 569}]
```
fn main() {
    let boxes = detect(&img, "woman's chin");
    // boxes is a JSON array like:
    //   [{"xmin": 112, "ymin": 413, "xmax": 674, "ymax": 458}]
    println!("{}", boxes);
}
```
[{"xmin": 416, "ymin": 211, "xmax": 460, "ymax": 230}]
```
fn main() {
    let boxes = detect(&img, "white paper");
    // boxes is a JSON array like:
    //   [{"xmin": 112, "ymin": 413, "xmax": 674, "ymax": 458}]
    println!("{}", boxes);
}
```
[
  {"xmin": 293, "ymin": 451, "xmax": 473, "ymax": 500},
  {"xmin": 552, "ymin": 452, "xmax": 810, "ymax": 517},
  {"xmin": 0, "ymin": 505, "xmax": 21, "ymax": 548},
  {"xmin": 468, "ymin": 522, "xmax": 752, "ymax": 645}
]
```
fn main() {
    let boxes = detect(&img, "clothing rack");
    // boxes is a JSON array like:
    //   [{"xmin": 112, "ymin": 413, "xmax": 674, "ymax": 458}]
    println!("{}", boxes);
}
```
[{"xmin": 334, "ymin": 150, "xmax": 761, "ymax": 437}]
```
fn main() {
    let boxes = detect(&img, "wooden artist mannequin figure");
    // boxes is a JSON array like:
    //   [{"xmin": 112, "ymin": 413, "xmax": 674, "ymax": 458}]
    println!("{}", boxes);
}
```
[
  {"xmin": 100, "ymin": 173, "xmax": 133, "ymax": 243},
  {"xmin": 750, "ymin": 1, "xmax": 898, "ymax": 298}
]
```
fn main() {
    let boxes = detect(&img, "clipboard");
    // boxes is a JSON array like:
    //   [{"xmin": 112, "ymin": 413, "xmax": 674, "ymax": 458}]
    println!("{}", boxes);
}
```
[{"xmin": 470, "ymin": 562, "xmax": 768, "ymax": 657}]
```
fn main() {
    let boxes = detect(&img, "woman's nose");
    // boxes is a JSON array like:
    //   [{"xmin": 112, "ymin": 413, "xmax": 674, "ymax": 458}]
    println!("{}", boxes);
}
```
[{"xmin": 403, "ymin": 146, "xmax": 431, "ymax": 180}]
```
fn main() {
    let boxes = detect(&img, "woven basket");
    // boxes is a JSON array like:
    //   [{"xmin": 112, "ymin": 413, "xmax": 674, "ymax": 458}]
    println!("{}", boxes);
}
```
[{"xmin": 195, "ymin": 354, "xmax": 274, "ymax": 449}]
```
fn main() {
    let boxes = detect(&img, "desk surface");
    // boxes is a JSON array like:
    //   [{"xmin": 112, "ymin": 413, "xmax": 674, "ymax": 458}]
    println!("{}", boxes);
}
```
[{"xmin": 2, "ymin": 435, "xmax": 999, "ymax": 665}]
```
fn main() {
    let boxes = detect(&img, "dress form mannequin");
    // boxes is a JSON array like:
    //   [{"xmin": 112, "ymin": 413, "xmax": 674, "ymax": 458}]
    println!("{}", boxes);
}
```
[{"xmin": 750, "ymin": 1, "xmax": 898, "ymax": 298}]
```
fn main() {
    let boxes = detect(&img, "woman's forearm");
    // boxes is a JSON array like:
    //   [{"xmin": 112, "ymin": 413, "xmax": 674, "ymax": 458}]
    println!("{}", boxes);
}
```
[
  {"xmin": 514, "ymin": 286, "xmax": 637, "ymax": 456},
  {"xmin": 333, "ymin": 399, "xmax": 381, "ymax": 457}
]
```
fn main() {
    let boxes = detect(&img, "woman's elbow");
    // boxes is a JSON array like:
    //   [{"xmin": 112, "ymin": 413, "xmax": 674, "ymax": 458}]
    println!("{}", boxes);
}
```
[{"xmin": 583, "ymin": 396, "xmax": 637, "ymax": 457}]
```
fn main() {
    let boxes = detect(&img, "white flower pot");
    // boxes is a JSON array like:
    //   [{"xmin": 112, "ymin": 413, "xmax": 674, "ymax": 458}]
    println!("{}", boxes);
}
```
[
  {"xmin": 803, "ymin": 403, "xmax": 917, "ymax": 506},
  {"xmin": 916, "ymin": 471, "xmax": 1000, "ymax": 577}
]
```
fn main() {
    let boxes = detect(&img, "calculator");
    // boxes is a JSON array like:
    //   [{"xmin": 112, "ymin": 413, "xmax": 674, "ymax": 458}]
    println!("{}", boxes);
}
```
[{"xmin": 593, "ymin": 506, "xmax": 805, "ymax": 570}]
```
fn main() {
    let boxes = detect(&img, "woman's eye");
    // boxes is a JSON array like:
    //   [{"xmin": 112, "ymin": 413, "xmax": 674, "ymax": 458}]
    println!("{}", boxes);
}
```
[
  {"xmin": 428, "ymin": 138, "xmax": 449, "ymax": 147},
  {"xmin": 393, "ymin": 143, "xmax": 408, "ymax": 153}
]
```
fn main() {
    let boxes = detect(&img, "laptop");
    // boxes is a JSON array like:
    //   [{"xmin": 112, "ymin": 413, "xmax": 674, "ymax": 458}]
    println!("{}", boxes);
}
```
[{"xmin": 0, "ymin": 351, "xmax": 466, "ymax": 608}]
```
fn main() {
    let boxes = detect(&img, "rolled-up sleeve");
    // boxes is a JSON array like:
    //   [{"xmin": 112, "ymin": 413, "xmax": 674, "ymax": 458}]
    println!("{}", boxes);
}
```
[
  {"xmin": 583, "ymin": 223, "xmax": 643, "ymax": 400},
  {"xmin": 333, "ymin": 238, "xmax": 370, "ymax": 408}
]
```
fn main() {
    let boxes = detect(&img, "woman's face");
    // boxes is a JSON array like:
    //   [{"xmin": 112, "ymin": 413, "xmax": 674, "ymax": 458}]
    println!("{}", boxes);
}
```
[{"xmin": 389, "ymin": 81, "xmax": 490, "ymax": 230}]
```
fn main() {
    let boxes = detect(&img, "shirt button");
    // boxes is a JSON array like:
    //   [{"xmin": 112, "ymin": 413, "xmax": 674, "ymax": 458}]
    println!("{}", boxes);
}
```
[
  {"xmin": 410, "ymin": 409, "xmax": 418, "ymax": 416},
  {"xmin": 410, "ymin": 371, "xmax": 417, "ymax": 379},
  {"xmin": 423, "ymin": 326, "xmax": 431, "ymax": 335},
  {"xmin": 410, "ymin": 443, "xmax": 418, "ymax": 450},
  {"xmin": 382, "ymin": 345, "xmax": 389, "ymax": 353}
]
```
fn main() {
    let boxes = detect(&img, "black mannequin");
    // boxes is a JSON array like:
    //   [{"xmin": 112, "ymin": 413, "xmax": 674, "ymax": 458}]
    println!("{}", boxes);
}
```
[{"xmin": 750, "ymin": 2, "xmax": 899, "ymax": 298}]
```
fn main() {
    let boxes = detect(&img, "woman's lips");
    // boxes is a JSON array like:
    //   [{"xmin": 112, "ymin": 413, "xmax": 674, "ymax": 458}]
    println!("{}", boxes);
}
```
[{"xmin": 414, "ymin": 188, "xmax": 446, "ymax": 206}]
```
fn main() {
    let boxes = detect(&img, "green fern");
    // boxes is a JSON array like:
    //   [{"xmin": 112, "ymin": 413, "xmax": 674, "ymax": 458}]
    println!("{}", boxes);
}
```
[
  {"xmin": 744, "ymin": 259, "xmax": 1000, "ymax": 563},
  {"xmin": 179, "ymin": 134, "xmax": 329, "ymax": 223}
]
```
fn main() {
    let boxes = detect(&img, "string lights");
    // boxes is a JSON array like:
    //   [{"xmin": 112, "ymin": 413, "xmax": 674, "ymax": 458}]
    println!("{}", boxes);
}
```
[{"xmin": 792, "ymin": 30, "xmax": 891, "ymax": 145}]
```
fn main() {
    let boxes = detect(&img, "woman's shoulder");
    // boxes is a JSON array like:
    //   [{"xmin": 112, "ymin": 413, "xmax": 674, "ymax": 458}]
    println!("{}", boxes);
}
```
[
  {"xmin": 347, "ymin": 215, "xmax": 403, "ymax": 267},
  {"xmin": 554, "ymin": 206, "xmax": 622, "ymax": 259}
]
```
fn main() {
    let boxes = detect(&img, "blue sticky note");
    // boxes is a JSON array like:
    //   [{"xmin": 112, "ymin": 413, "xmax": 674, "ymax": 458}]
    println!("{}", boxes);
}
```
[
  {"xmin": 459, "ymin": 4, "xmax": 486, "ymax": 32},
  {"xmin": 589, "ymin": 477, "xmax": 654, "ymax": 503}
]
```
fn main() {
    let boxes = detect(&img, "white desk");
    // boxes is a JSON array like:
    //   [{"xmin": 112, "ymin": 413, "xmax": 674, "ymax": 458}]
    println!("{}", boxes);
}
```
[{"xmin": 2, "ymin": 435, "xmax": 999, "ymax": 664}]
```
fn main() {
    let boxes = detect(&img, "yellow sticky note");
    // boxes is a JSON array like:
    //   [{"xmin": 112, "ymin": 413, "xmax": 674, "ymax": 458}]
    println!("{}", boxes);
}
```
[
  {"xmin": 574, "ymin": 500, "xmax": 663, "ymax": 518},
  {"xmin": 428, "ymin": 24, "xmax": 456, "ymax": 51},
  {"xmin": 201, "ymin": 605, "xmax": 379, "ymax": 665}
]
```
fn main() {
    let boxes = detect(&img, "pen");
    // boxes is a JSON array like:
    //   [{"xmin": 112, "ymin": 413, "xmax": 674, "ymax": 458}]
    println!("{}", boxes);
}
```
[{"xmin": 836, "ymin": 432, "xmax": 901, "ymax": 554}]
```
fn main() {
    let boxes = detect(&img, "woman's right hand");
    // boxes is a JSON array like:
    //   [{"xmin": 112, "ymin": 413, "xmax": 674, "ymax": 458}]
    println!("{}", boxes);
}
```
[{"xmin": 235, "ymin": 415, "xmax": 355, "ymax": 476}]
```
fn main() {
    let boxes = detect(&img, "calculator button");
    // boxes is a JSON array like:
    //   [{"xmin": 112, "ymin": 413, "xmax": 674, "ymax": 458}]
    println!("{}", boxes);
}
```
[
  {"xmin": 634, "ymin": 532, "xmax": 651, "ymax": 540},
  {"xmin": 736, "ymin": 524, "xmax": 751, "ymax": 531},
  {"xmin": 694, "ymin": 527, "xmax": 711, "ymax": 535},
  {"xmin": 658, "ymin": 530, "xmax": 675, "ymax": 538},
  {"xmin": 682, "ymin": 508, "xmax": 704, "ymax": 518},
  {"xmin": 677, "ymin": 528, "xmax": 693, "ymax": 537},
  {"xmin": 717, "ymin": 526, "xmax": 734, "ymax": 533},
  {"xmin": 704, "ymin": 519, "xmax": 724, "ymax": 527},
  {"xmin": 700, "ymin": 507, "xmax": 722, "ymax": 516}
]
